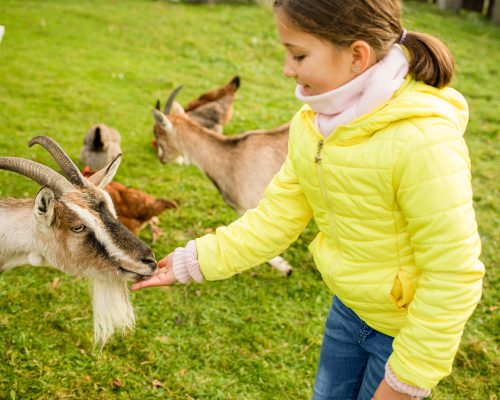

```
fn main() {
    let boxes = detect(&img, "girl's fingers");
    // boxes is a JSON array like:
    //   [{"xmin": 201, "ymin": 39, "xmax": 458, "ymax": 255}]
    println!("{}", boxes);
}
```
[
  {"xmin": 131, "ymin": 267, "xmax": 176, "ymax": 290},
  {"xmin": 131, "ymin": 275, "xmax": 164, "ymax": 290},
  {"xmin": 158, "ymin": 253, "xmax": 173, "ymax": 269}
]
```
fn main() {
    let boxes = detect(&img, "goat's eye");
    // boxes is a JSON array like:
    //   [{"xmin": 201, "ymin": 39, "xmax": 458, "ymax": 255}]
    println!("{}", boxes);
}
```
[{"xmin": 71, "ymin": 224, "xmax": 86, "ymax": 233}]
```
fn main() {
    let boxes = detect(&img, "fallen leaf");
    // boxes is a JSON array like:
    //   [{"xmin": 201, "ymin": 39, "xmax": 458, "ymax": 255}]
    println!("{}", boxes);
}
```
[
  {"xmin": 152, "ymin": 379, "xmax": 163, "ymax": 388},
  {"xmin": 112, "ymin": 378, "xmax": 124, "ymax": 388},
  {"xmin": 51, "ymin": 277, "xmax": 61, "ymax": 288}
]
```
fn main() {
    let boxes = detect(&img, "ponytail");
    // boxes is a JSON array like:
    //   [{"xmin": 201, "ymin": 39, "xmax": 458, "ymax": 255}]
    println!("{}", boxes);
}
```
[
  {"xmin": 273, "ymin": 0, "xmax": 456, "ymax": 89},
  {"xmin": 402, "ymin": 31, "xmax": 454, "ymax": 88}
]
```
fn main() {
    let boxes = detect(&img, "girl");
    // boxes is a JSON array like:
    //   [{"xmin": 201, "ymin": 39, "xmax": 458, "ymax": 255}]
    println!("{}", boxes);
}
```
[{"xmin": 133, "ymin": 1, "xmax": 484, "ymax": 399}]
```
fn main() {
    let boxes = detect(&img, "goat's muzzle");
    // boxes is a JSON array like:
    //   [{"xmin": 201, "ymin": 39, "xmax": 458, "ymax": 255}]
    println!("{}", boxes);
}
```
[
  {"xmin": 117, "ymin": 254, "xmax": 158, "ymax": 282},
  {"xmin": 119, "ymin": 263, "xmax": 157, "ymax": 282},
  {"xmin": 141, "ymin": 257, "xmax": 158, "ymax": 280}
]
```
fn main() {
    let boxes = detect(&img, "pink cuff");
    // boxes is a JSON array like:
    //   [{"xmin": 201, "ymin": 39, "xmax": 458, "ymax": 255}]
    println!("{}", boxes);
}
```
[
  {"xmin": 172, "ymin": 240, "xmax": 204, "ymax": 283},
  {"xmin": 385, "ymin": 363, "xmax": 431, "ymax": 398}
]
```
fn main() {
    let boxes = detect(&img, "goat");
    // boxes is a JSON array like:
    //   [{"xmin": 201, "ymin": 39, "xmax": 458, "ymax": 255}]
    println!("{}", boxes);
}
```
[
  {"xmin": 0, "ymin": 136, "xmax": 157, "ymax": 346},
  {"xmin": 152, "ymin": 89, "xmax": 292, "ymax": 276}
]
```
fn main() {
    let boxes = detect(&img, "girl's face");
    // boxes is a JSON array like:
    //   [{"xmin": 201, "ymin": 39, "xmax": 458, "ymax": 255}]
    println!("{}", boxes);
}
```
[{"xmin": 275, "ymin": 11, "xmax": 357, "ymax": 96}]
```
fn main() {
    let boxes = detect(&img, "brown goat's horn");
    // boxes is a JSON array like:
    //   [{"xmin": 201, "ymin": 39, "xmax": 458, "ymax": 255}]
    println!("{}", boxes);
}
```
[
  {"xmin": 28, "ymin": 136, "xmax": 86, "ymax": 187},
  {"xmin": 164, "ymin": 85, "xmax": 183, "ymax": 115},
  {"xmin": 0, "ymin": 157, "xmax": 75, "ymax": 198}
]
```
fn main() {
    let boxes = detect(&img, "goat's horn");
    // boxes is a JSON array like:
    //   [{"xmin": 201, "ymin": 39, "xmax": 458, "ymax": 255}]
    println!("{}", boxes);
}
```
[
  {"xmin": 164, "ymin": 85, "xmax": 183, "ymax": 115},
  {"xmin": 28, "ymin": 136, "xmax": 86, "ymax": 187},
  {"xmin": 0, "ymin": 157, "xmax": 75, "ymax": 198}
]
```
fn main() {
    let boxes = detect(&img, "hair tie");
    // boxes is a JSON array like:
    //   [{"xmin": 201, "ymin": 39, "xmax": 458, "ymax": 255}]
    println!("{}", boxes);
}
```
[{"xmin": 398, "ymin": 29, "xmax": 407, "ymax": 45}]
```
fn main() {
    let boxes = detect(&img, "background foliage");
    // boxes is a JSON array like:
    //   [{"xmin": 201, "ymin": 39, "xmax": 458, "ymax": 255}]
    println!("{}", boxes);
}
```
[{"xmin": 0, "ymin": 1, "xmax": 498, "ymax": 399}]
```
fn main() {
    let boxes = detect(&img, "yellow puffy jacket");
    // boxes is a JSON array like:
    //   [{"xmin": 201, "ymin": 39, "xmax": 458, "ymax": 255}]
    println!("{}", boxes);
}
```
[{"xmin": 195, "ymin": 76, "xmax": 484, "ymax": 389}]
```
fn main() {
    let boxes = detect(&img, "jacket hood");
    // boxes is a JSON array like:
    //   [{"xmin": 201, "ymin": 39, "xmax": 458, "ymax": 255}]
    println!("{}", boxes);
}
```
[{"xmin": 299, "ymin": 76, "xmax": 469, "ymax": 146}]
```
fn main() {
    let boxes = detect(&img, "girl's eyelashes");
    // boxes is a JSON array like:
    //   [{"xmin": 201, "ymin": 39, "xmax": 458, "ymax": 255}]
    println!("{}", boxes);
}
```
[{"xmin": 293, "ymin": 55, "xmax": 305, "ymax": 61}]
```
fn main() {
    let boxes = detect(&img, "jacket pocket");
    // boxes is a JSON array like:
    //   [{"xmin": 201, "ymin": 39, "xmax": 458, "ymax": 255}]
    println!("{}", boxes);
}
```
[{"xmin": 390, "ymin": 269, "xmax": 415, "ymax": 309}]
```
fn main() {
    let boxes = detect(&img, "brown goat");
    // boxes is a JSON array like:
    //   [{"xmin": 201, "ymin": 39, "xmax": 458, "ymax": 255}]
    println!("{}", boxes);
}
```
[{"xmin": 152, "ymin": 88, "xmax": 292, "ymax": 275}]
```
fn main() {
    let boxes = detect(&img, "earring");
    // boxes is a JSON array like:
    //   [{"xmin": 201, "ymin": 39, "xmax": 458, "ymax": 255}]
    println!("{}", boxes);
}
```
[{"xmin": 353, "ymin": 65, "xmax": 360, "ymax": 74}]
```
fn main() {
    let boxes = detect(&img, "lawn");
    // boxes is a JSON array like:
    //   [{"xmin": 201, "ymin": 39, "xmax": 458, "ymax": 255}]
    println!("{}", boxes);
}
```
[{"xmin": 0, "ymin": 1, "xmax": 498, "ymax": 399}]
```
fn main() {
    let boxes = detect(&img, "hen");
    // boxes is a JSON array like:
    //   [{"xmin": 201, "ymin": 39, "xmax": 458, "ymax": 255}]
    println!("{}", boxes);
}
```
[
  {"xmin": 155, "ymin": 75, "xmax": 240, "ymax": 135},
  {"xmin": 82, "ymin": 166, "xmax": 177, "ymax": 242},
  {"xmin": 184, "ymin": 75, "xmax": 240, "ymax": 133},
  {"xmin": 81, "ymin": 124, "xmax": 122, "ymax": 171}
]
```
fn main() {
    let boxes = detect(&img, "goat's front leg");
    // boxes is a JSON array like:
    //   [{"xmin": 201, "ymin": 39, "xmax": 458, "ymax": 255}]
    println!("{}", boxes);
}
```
[{"xmin": 267, "ymin": 256, "xmax": 293, "ymax": 276}]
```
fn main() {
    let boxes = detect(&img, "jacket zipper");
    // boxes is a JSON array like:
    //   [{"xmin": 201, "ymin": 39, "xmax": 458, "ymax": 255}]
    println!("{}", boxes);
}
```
[
  {"xmin": 314, "ymin": 138, "xmax": 339, "ymax": 249},
  {"xmin": 315, "ymin": 140, "xmax": 324, "ymax": 164}
]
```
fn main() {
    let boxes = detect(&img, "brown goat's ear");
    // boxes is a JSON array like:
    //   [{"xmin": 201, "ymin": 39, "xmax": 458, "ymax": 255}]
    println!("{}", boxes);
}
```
[
  {"xmin": 155, "ymin": 99, "xmax": 161, "ymax": 111},
  {"xmin": 171, "ymin": 101, "xmax": 186, "ymax": 116},
  {"xmin": 153, "ymin": 109, "xmax": 173, "ymax": 132}
]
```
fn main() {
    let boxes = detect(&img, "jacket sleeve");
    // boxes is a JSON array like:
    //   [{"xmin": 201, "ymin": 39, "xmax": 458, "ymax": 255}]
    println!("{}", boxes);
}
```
[
  {"xmin": 389, "ymin": 123, "xmax": 485, "ymax": 389},
  {"xmin": 195, "ymin": 151, "xmax": 313, "ymax": 281}
]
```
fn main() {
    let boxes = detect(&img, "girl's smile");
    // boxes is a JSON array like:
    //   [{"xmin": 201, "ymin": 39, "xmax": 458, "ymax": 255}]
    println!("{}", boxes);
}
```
[{"xmin": 300, "ymin": 84, "xmax": 314, "ymax": 96}]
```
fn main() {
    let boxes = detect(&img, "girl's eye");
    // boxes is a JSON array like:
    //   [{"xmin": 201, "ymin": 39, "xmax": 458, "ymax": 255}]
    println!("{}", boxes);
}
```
[
  {"xmin": 71, "ymin": 224, "xmax": 86, "ymax": 233},
  {"xmin": 293, "ymin": 55, "xmax": 305, "ymax": 61}
]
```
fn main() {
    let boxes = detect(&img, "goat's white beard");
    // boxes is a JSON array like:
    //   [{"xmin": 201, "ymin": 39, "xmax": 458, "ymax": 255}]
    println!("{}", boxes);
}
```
[{"xmin": 92, "ymin": 279, "xmax": 135, "ymax": 348}]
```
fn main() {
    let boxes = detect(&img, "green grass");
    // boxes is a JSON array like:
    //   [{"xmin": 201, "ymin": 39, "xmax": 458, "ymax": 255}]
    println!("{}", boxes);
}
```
[{"xmin": 0, "ymin": 1, "xmax": 498, "ymax": 398}]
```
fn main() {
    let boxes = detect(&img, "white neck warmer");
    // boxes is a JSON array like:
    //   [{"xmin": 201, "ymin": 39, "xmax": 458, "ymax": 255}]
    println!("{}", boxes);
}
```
[{"xmin": 295, "ymin": 45, "xmax": 409, "ymax": 137}]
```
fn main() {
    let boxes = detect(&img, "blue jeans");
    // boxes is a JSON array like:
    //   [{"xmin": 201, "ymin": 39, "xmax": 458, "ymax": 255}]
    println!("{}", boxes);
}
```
[{"xmin": 313, "ymin": 296, "xmax": 395, "ymax": 400}]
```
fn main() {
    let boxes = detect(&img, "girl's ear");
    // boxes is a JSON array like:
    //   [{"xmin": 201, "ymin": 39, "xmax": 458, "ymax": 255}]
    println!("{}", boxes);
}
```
[{"xmin": 350, "ymin": 40, "xmax": 376, "ymax": 74}]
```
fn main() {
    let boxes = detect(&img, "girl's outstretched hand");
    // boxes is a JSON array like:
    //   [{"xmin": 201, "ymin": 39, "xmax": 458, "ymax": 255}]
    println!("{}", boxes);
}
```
[{"xmin": 131, "ymin": 253, "xmax": 177, "ymax": 290}]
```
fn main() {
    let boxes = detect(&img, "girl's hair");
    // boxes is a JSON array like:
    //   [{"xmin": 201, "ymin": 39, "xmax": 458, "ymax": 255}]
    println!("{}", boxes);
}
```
[{"xmin": 273, "ymin": 0, "xmax": 454, "ymax": 88}]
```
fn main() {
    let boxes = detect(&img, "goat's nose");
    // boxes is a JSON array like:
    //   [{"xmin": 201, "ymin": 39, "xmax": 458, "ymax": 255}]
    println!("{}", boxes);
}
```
[{"xmin": 141, "ymin": 257, "xmax": 157, "ymax": 271}]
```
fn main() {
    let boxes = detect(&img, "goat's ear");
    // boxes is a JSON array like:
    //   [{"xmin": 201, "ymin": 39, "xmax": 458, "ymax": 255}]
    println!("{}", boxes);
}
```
[
  {"xmin": 171, "ymin": 101, "xmax": 186, "ymax": 116},
  {"xmin": 87, "ymin": 154, "xmax": 122, "ymax": 189},
  {"xmin": 34, "ymin": 186, "xmax": 56, "ymax": 229},
  {"xmin": 153, "ymin": 109, "xmax": 173, "ymax": 132}
]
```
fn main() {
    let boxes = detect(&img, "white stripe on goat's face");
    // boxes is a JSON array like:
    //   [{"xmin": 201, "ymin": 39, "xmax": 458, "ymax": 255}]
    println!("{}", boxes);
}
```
[
  {"xmin": 66, "ymin": 203, "xmax": 128, "ymax": 259},
  {"xmin": 50, "ymin": 188, "xmax": 156, "ymax": 282}
]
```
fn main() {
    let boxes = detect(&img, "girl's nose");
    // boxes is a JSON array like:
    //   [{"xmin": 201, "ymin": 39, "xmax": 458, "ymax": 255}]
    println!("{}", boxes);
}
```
[{"xmin": 283, "ymin": 63, "xmax": 296, "ymax": 78}]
